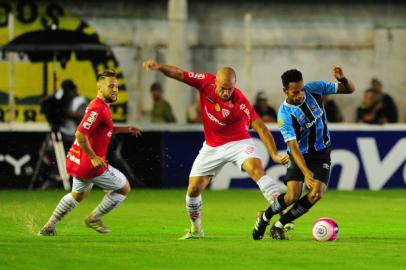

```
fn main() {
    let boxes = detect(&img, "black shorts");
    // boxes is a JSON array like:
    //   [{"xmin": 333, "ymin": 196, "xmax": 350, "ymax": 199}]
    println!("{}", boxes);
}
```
[{"xmin": 284, "ymin": 148, "xmax": 331, "ymax": 185}]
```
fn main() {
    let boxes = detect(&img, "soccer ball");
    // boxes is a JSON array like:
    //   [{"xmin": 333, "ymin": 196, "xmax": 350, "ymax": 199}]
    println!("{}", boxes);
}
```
[{"xmin": 312, "ymin": 217, "xmax": 339, "ymax": 241}]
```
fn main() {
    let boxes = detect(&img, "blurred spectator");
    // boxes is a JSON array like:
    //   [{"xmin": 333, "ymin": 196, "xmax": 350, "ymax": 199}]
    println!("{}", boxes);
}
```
[
  {"xmin": 322, "ymin": 95, "xmax": 343, "ymax": 122},
  {"xmin": 187, "ymin": 97, "xmax": 201, "ymax": 123},
  {"xmin": 150, "ymin": 82, "xmax": 177, "ymax": 123},
  {"xmin": 356, "ymin": 88, "xmax": 385, "ymax": 124},
  {"xmin": 370, "ymin": 78, "xmax": 398, "ymax": 123},
  {"xmin": 253, "ymin": 91, "xmax": 277, "ymax": 122},
  {"xmin": 59, "ymin": 80, "xmax": 88, "ymax": 150},
  {"xmin": 35, "ymin": 80, "xmax": 87, "ymax": 189}
]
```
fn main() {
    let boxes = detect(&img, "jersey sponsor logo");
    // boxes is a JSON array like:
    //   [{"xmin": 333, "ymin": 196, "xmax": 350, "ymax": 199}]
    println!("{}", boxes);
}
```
[
  {"xmin": 188, "ymin": 72, "xmax": 205, "ymax": 80},
  {"xmin": 239, "ymin": 104, "xmax": 251, "ymax": 121},
  {"xmin": 69, "ymin": 153, "xmax": 80, "ymax": 165},
  {"xmin": 310, "ymin": 103, "xmax": 319, "ymax": 111},
  {"xmin": 204, "ymin": 106, "xmax": 226, "ymax": 126},
  {"xmin": 304, "ymin": 111, "xmax": 323, "ymax": 128},
  {"xmin": 83, "ymin": 111, "xmax": 98, "ymax": 130},
  {"xmin": 322, "ymin": 163, "xmax": 330, "ymax": 170},
  {"xmin": 221, "ymin": 108, "xmax": 230, "ymax": 118},
  {"xmin": 107, "ymin": 131, "xmax": 112, "ymax": 137},
  {"xmin": 69, "ymin": 147, "xmax": 80, "ymax": 156}
]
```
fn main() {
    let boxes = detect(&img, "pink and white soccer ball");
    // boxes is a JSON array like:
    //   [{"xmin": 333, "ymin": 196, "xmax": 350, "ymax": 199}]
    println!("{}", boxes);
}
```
[{"xmin": 312, "ymin": 217, "xmax": 339, "ymax": 241}]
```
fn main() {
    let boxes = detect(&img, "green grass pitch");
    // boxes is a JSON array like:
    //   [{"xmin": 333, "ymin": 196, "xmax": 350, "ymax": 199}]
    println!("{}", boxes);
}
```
[{"xmin": 0, "ymin": 189, "xmax": 405, "ymax": 270}]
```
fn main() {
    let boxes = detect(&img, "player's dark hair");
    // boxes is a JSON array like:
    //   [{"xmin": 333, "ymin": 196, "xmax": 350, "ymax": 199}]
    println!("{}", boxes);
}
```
[
  {"xmin": 97, "ymin": 70, "xmax": 116, "ymax": 82},
  {"xmin": 281, "ymin": 69, "xmax": 303, "ymax": 88},
  {"xmin": 150, "ymin": 82, "xmax": 163, "ymax": 92}
]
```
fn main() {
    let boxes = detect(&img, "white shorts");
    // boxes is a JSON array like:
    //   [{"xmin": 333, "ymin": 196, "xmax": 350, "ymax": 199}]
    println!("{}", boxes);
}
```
[
  {"xmin": 72, "ymin": 165, "xmax": 127, "ymax": 193},
  {"xmin": 189, "ymin": 138, "xmax": 261, "ymax": 177}
]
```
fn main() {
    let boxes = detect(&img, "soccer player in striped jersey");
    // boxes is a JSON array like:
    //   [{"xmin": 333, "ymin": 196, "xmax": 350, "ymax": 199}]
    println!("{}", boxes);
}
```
[
  {"xmin": 252, "ymin": 66, "xmax": 356, "ymax": 240},
  {"xmin": 39, "ymin": 71, "xmax": 142, "ymax": 236}
]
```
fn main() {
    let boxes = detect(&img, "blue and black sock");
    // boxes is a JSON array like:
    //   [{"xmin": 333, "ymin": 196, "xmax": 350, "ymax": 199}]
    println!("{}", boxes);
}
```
[{"xmin": 279, "ymin": 194, "xmax": 314, "ymax": 226}]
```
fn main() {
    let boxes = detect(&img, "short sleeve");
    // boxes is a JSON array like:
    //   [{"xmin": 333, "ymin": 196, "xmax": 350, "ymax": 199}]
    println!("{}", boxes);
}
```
[
  {"xmin": 238, "ymin": 91, "xmax": 259, "ymax": 124},
  {"xmin": 305, "ymin": 81, "xmax": 337, "ymax": 96},
  {"xmin": 248, "ymin": 102, "xmax": 259, "ymax": 123},
  {"xmin": 277, "ymin": 109, "xmax": 296, "ymax": 142},
  {"xmin": 77, "ymin": 107, "xmax": 103, "ymax": 136},
  {"xmin": 183, "ymin": 71, "xmax": 211, "ymax": 90}
]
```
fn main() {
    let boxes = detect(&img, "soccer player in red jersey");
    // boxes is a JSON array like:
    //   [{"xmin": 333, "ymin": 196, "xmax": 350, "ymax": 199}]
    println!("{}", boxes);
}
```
[
  {"xmin": 39, "ymin": 71, "xmax": 142, "ymax": 236},
  {"xmin": 143, "ymin": 60, "xmax": 289, "ymax": 239}
]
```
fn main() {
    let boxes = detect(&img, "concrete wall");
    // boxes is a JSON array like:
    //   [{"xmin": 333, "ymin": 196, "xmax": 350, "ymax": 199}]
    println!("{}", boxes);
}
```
[{"xmin": 62, "ymin": 1, "xmax": 406, "ymax": 122}]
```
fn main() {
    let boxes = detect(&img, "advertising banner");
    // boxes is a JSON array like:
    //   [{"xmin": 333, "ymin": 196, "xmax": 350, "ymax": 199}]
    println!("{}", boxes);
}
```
[
  {"xmin": 1, "ymin": 127, "xmax": 405, "ymax": 190},
  {"xmin": 163, "ymin": 129, "xmax": 406, "ymax": 190}
]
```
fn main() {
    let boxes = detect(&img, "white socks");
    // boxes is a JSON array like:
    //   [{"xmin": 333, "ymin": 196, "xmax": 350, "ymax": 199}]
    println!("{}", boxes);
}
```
[
  {"xmin": 46, "ymin": 193, "xmax": 79, "ymax": 228},
  {"xmin": 91, "ymin": 192, "xmax": 127, "ymax": 220},
  {"xmin": 257, "ymin": 175, "xmax": 280, "ymax": 205},
  {"xmin": 186, "ymin": 194, "xmax": 202, "ymax": 232}
]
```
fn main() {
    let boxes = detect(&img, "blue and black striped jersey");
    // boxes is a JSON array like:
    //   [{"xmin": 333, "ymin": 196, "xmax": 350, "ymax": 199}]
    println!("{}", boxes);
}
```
[{"xmin": 277, "ymin": 81, "xmax": 338, "ymax": 154}]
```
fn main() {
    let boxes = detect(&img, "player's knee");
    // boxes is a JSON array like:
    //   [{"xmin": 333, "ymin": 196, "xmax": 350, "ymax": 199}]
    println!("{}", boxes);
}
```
[
  {"xmin": 71, "ymin": 192, "xmax": 86, "ymax": 202},
  {"xmin": 124, "ymin": 181, "xmax": 131, "ymax": 194},
  {"xmin": 119, "ymin": 180, "xmax": 131, "ymax": 195},
  {"xmin": 248, "ymin": 166, "xmax": 265, "ymax": 181},
  {"xmin": 308, "ymin": 191, "xmax": 322, "ymax": 203},
  {"xmin": 284, "ymin": 192, "xmax": 300, "ymax": 205},
  {"xmin": 187, "ymin": 185, "xmax": 202, "ymax": 197}
]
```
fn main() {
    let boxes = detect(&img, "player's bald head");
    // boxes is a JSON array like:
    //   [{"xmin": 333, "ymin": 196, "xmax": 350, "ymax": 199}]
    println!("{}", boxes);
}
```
[
  {"xmin": 215, "ymin": 67, "xmax": 236, "ymax": 101},
  {"xmin": 216, "ymin": 67, "xmax": 236, "ymax": 84}
]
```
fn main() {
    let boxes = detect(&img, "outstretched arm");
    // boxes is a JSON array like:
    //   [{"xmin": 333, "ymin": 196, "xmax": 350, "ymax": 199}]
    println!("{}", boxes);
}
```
[
  {"xmin": 251, "ymin": 118, "xmax": 289, "ymax": 165},
  {"xmin": 332, "ymin": 65, "xmax": 356, "ymax": 94},
  {"xmin": 143, "ymin": 59, "xmax": 184, "ymax": 82},
  {"xmin": 113, "ymin": 126, "xmax": 142, "ymax": 137}
]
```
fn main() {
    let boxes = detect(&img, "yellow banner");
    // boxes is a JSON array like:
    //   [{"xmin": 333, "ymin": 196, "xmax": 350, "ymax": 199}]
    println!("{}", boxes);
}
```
[{"xmin": 0, "ymin": 1, "xmax": 127, "ymax": 122}]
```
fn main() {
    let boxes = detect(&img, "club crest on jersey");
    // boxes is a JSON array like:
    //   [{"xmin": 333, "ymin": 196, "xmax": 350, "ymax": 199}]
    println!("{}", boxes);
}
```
[
  {"xmin": 83, "ymin": 111, "xmax": 98, "ymax": 130},
  {"xmin": 245, "ymin": 146, "xmax": 255, "ymax": 154},
  {"xmin": 215, "ymin": 103, "xmax": 221, "ymax": 112},
  {"xmin": 221, "ymin": 108, "xmax": 230, "ymax": 118}
]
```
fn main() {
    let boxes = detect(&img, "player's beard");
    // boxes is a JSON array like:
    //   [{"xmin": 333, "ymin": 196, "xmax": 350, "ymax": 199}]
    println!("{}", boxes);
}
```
[{"xmin": 105, "ymin": 95, "xmax": 117, "ymax": 104}]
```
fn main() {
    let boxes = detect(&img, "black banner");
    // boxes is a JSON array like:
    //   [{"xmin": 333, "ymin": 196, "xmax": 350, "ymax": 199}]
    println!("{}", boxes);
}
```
[{"xmin": 0, "ymin": 131, "xmax": 163, "ymax": 189}]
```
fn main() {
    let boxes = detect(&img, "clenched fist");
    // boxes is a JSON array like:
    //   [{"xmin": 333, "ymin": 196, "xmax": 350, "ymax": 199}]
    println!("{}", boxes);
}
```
[{"xmin": 143, "ymin": 60, "xmax": 160, "ymax": 71}]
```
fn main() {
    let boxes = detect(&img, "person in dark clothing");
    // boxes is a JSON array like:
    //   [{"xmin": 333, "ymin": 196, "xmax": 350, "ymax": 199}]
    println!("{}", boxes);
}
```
[
  {"xmin": 356, "ymin": 88, "xmax": 385, "ymax": 124},
  {"xmin": 150, "ymin": 82, "xmax": 177, "ymax": 123},
  {"xmin": 253, "ymin": 91, "xmax": 277, "ymax": 122},
  {"xmin": 370, "ymin": 78, "xmax": 398, "ymax": 123},
  {"xmin": 322, "ymin": 95, "xmax": 343, "ymax": 123}
]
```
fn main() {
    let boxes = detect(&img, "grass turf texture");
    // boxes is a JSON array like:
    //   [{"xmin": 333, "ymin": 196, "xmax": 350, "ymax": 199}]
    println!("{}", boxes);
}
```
[{"xmin": 0, "ymin": 189, "xmax": 405, "ymax": 270}]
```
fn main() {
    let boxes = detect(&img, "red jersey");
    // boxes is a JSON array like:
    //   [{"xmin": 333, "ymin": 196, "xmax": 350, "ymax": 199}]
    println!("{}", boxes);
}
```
[
  {"xmin": 183, "ymin": 71, "xmax": 259, "ymax": 147},
  {"xmin": 66, "ymin": 97, "xmax": 114, "ymax": 179}
]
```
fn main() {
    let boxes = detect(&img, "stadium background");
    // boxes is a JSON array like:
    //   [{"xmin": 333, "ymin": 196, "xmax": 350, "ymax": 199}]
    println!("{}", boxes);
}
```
[
  {"xmin": 0, "ymin": 1, "xmax": 405, "ymax": 270},
  {"xmin": 0, "ymin": 0, "xmax": 404, "ymax": 190}
]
